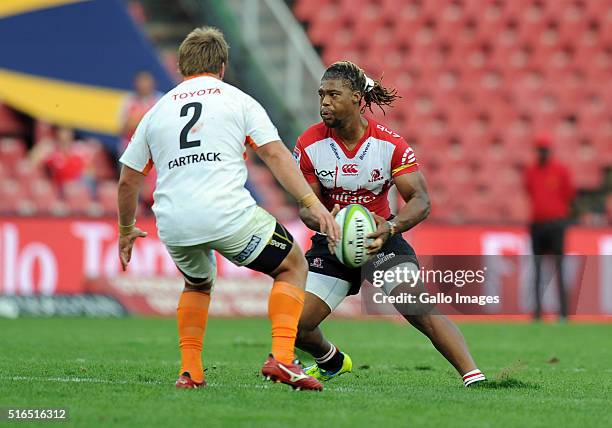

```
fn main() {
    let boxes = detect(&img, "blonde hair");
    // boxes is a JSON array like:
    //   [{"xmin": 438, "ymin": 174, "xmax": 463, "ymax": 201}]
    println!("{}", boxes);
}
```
[{"xmin": 178, "ymin": 27, "xmax": 229, "ymax": 77}]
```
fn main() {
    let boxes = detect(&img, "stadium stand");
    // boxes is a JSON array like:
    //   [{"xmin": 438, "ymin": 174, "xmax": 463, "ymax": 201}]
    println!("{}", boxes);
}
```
[
  {"xmin": 0, "ymin": 0, "xmax": 608, "ymax": 225},
  {"xmin": 293, "ymin": 0, "xmax": 612, "ymax": 223},
  {"xmin": 131, "ymin": 1, "xmax": 298, "ymax": 222},
  {"xmin": 0, "ymin": 98, "xmax": 294, "ymax": 220},
  {"xmin": 0, "ymin": 122, "xmax": 120, "ymax": 217}
]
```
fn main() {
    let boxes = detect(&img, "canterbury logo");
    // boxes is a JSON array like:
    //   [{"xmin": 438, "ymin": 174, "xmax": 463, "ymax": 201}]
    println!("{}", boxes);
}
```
[
  {"xmin": 341, "ymin": 164, "xmax": 358, "ymax": 174},
  {"xmin": 278, "ymin": 364, "xmax": 309, "ymax": 382}
]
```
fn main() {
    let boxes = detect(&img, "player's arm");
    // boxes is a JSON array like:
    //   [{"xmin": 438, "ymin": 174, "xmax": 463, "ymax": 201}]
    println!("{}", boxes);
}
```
[
  {"xmin": 117, "ymin": 165, "xmax": 148, "ymax": 270},
  {"xmin": 297, "ymin": 180, "xmax": 340, "ymax": 232},
  {"xmin": 367, "ymin": 138, "xmax": 429, "ymax": 253},
  {"xmin": 367, "ymin": 171, "xmax": 430, "ymax": 254},
  {"xmin": 116, "ymin": 114, "xmax": 152, "ymax": 270},
  {"xmin": 297, "ymin": 180, "xmax": 322, "ymax": 231},
  {"xmin": 256, "ymin": 141, "xmax": 339, "ymax": 244},
  {"xmin": 392, "ymin": 171, "xmax": 431, "ymax": 232},
  {"xmin": 290, "ymin": 137, "xmax": 340, "ymax": 233},
  {"xmin": 117, "ymin": 165, "xmax": 144, "ymax": 228}
]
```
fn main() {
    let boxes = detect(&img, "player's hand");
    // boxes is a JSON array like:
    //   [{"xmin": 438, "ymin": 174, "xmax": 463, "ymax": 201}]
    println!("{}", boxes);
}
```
[
  {"xmin": 366, "ymin": 214, "xmax": 391, "ymax": 255},
  {"xmin": 326, "ymin": 204, "xmax": 341, "ymax": 253},
  {"xmin": 118, "ymin": 227, "xmax": 148, "ymax": 271},
  {"xmin": 307, "ymin": 202, "xmax": 340, "ymax": 254}
]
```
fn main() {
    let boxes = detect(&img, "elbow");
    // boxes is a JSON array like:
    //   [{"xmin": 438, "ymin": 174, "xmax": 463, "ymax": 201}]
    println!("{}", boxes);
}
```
[
  {"xmin": 118, "ymin": 176, "xmax": 138, "ymax": 198},
  {"xmin": 260, "ymin": 149, "xmax": 283, "ymax": 168},
  {"xmin": 256, "ymin": 141, "xmax": 286, "ymax": 167},
  {"xmin": 118, "ymin": 177, "xmax": 130, "ymax": 193}
]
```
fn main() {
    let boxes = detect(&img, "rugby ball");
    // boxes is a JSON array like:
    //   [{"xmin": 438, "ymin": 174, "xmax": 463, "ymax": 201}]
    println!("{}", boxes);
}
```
[{"xmin": 334, "ymin": 204, "xmax": 377, "ymax": 268}]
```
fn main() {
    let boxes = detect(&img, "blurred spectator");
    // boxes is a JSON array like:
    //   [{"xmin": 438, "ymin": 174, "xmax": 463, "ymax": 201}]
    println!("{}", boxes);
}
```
[
  {"xmin": 117, "ymin": 72, "xmax": 161, "ymax": 208},
  {"xmin": 118, "ymin": 71, "xmax": 161, "ymax": 153},
  {"xmin": 524, "ymin": 133, "xmax": 575, "ymax": 321},
  {"xmin": 30, "ymin": 126, "xmax": 95, "ymax": 193}
]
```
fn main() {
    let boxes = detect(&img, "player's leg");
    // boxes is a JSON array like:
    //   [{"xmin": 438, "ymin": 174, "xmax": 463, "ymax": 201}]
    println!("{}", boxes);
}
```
[
  {"xmin": 371, "ymin": 233, "xmax": 486, "ymax": 387},
  {"xmin": 263, "ymin": 240, "xmax": 308, "ymax": 365},
  {"xmin": 382, "ymin": 261, "xmax": 486, "ymax": 387},
  {"xmin": 296, "ymin": 273, "xmax": 353, "ymax": 378},
  {"xmin": 403, "ymin": 313, "xmax": 485, "ymax": 387},
  {"xmin": 404, "ymin": 312, "xmax": 476, "ymax": 371},
  {"xmin": 212, "ymin": 206, "xmax": 321, "ymax": 390},
  {"xmin": 295, "ymin": 289, "xmax": 332, "ymax": 357},
  {"xmin": 295, "ymin": 232, "xmax": 355, "ymax": 380},
  {"xmin": 165, "ymin": 244, "xmax": 217, "ymax": 388},
  {"xmin": 213, "ymin": 207, "xmax": 306, "ymax": 363}
]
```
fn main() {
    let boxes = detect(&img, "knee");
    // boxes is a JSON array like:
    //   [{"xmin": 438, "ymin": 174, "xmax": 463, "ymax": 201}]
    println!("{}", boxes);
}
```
[
  {"xmin": 290, "ymin": 248, "xmax": 309, "ymax": 282},
  {"xmin": 276, "ymin": 245, "xmax": 308, "ymax": 284},
  {"xmin": 184, "ymin": 279, "xmax": 214, "ymax": 294}
]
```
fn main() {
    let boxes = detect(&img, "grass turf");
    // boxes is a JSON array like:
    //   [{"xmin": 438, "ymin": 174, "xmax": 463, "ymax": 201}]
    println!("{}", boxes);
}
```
[{"xmin": 0, "ymin": 318, "xmax": 610, "ymax": 427}]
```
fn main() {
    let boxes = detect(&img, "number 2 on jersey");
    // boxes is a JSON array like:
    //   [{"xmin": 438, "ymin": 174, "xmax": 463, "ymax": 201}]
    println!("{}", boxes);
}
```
[{"xmin": 180, "ymin": 102, "xmax": 202, "ymax": 149}]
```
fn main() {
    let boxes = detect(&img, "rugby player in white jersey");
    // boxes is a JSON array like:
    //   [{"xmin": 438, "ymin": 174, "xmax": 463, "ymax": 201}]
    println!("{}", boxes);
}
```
[
  {"xmin": 293, "ymin": 61, "xmax": 486, "ymax": 387},
  {"xmin": 117, "ymin": 27, "xmax": 339, "ymax": 391}
]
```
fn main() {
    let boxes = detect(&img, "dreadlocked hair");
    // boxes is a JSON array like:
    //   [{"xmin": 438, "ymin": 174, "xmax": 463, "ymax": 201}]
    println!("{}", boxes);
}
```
[{"xmin": 322, "ymin": 60, "xmax": 400, "ymax": 114}]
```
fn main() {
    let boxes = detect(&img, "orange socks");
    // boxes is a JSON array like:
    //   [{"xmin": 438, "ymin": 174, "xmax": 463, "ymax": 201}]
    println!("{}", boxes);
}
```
[
  {"xmin": 177, "ymin": 282, "xmax": 303, "ymax": 377},
  {"xmin": 268, "ymin": 281, "xmax": 305, "ymax": 364},
  {"xmin": 177, "ymin": 290, "xmax": 211, "ymax": 383}
]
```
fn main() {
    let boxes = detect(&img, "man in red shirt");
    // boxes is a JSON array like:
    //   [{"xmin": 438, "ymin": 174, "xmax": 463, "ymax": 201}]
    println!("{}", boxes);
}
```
[
  {"xmin": 524, "ymin": 133, "xmax": 575, "ymax": 321},
  {"xmin": 30, "ymin": 127, "xmax": 89, "ymax": 189}
]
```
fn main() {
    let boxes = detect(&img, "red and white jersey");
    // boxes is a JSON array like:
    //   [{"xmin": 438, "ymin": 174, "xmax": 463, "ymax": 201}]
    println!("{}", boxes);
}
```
[{"xmin": 294, "ymin": 118, "xmax": 418, "ymax": 219}]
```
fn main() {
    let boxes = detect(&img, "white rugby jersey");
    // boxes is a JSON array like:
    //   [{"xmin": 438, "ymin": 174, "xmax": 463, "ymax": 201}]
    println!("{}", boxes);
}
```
[
  {"xmin": 293, "ymin": 118, "xmax": 418, "ymax": 219},
  {"xmin": 119, "ymin": 74, "xmax": 280, "ymax": 245}
]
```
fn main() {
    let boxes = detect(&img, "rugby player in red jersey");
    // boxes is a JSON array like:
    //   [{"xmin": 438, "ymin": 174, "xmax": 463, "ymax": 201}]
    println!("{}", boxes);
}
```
[{"xmin": 293, "ymin": 61, "xmax": 486, "ymax": 387}]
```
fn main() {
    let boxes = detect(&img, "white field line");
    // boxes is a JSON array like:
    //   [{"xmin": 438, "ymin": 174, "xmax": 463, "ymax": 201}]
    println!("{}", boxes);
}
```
[
  {"xmin": 0, "ymin": 376, "xmax": 356, "ymax": 391},
  {"xmin": 2, "ymin": 375, "xmax": 164, "ymax": 385}
]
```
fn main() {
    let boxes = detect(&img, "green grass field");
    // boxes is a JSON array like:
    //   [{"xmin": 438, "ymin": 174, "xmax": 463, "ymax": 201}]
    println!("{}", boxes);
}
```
[{"xmin": 1, "ymin": 318, "xmax": 610, "ymax": 427}]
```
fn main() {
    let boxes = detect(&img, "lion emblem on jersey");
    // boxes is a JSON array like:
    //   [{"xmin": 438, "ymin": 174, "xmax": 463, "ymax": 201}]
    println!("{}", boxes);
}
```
[{"xmin": 369, "ymin": 169, "xmax": 383, "ymax": 182}]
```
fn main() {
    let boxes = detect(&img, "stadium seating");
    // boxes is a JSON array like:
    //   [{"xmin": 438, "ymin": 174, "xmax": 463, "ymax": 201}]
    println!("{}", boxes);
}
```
[
  {"xmin": 294, "ymin": 0, "xmax": 611, "ymax": 223},
  {"xmin": 0, "ymin": 138, "xmax": 27, "ymax": 173},
  {"xmin": 0, "ymin": 127, "xmax": 120, "ymax": 217},
  {"xmin": 97, "ymin": 180, "xmax": 119, "ymax": 216},
  {"xmin": 28, "ymin": 178, "xmax": 66, "ymax": 216}
]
